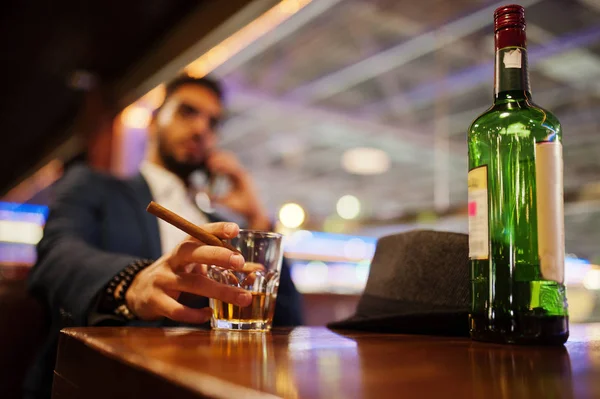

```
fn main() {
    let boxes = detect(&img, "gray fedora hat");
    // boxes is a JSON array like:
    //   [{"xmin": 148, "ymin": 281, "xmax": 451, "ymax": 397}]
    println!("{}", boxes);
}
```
[{"xmin": 327, "ymin": 230, "xmax": 470, "ymax": 336}]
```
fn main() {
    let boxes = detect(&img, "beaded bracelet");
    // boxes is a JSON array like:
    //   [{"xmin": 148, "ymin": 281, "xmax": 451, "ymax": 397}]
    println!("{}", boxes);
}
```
[{"xmin": 104, "ymin": 259, "xmax": 154, "ymax": 320}]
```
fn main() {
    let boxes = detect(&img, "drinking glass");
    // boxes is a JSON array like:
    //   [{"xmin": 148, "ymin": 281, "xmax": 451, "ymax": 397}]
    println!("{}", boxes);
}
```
[{"xmin": 208, "ymin": 230, "xmax": 283, "ymax": 331}]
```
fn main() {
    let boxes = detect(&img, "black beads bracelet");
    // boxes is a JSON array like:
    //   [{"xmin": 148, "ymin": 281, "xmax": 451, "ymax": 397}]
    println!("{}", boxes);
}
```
[{"xmin": 104, "ymin": 259, "xmax": 154, "ymax": 320}]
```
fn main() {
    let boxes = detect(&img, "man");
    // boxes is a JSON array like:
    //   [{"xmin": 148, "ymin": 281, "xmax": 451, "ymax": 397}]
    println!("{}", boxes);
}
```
[{"xmin": 26, "ymin": 75, "xmax": 303, "ymax": 398}]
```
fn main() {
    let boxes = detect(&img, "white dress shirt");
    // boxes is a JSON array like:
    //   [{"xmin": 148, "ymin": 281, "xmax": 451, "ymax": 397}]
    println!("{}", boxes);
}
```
[{"xmin": 140, "ymin": 161, "xmax": 209, "ymax": 255}]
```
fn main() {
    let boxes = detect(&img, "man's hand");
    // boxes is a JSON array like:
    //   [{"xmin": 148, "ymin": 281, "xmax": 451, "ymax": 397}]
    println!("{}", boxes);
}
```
[
  {"xmin": 125, "ymin": 222, "xmax": 251, "ymax": 324},
  {"xmin": 206, "ymin": 150, "xmax": 271, "ymax": 230}
]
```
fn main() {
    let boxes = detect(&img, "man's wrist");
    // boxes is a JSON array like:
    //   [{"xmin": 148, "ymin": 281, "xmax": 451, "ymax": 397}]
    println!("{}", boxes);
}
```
[
  {"xmin": 99, "ymin": 259, "xmax": 154, "ymax": 320},
  {"xmin": 247, "ymin": 212, "xmax": 272, "ymax": 231}
]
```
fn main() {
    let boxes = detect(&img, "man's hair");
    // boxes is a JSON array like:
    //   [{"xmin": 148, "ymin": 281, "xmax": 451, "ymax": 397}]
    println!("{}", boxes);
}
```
[{"xmin": 157, "ymin": 74, "xmax": 224, "ymax": 112}]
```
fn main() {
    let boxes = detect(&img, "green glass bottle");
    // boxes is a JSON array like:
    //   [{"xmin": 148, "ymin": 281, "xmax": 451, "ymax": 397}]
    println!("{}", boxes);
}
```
[{"xmin": 467, "ymin": 4, "xmax": 568, "ymax": 345}]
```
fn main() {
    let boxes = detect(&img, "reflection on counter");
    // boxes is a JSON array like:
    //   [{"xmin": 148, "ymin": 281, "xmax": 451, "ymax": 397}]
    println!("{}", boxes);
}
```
[
  {"xmin": 287, "ymin": 328, "xmax": 362, "ymax": 399},
  {"xmin": 469, "ymin": 343, "xmax": 573, "ymax": 398}
]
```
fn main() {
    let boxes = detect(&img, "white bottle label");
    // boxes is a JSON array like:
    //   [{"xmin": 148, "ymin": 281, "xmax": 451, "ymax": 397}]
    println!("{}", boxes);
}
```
[
  {"xmin": 503, "ymin": 48, "xmax": 522, "ymax": 68},
  {"xmin": 535, "ymin": 142, "xmax": 565, "ymax": 283},
  {"xmin": 468, "ymin": 166, "xmax": 489, "ymax": 260}
]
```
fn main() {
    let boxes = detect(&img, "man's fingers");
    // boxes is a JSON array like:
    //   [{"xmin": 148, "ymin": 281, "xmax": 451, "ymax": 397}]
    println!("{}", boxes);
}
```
[
  {"xmin": 206, "ymin": 150, "xmax": 240, "ymax": 174},
  {"xmin": 241, "ymin": 262, "xmax": 265, "ymax": 273},
  {"xmin": 167, "ymin": 273, "xmax": 252, "ymax": 307},
  {"xmin": 170, "ymin": 240, "xmax": 245, "ymax": 271},
  {"xmin": 199, "ymin": 222, "xmax": 239, "ymax": 239},
  {"xmin": 185, "ymin": 263, "xmax": 208, "ymax": 275},
  {"xmin": 156, "ymin": 294, "xmax": 213, "ymax": 324}
]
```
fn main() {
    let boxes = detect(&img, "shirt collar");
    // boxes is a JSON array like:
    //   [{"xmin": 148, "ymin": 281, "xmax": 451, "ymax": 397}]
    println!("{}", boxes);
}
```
[{"xmin": 139, "ymin": 161, "xmax": 188, "ymax": 202}]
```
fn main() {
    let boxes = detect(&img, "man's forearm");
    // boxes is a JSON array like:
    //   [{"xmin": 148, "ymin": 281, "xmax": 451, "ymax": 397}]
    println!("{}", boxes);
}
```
[{"xmin": 30, "ymin": 235, "xmax": 138, "ymax": 326}]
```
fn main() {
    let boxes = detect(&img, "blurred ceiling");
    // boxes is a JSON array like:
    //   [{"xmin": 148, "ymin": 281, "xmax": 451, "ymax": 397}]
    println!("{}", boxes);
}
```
[
  {"xmin": 0, "ymin": 0, "xmax": 202, "ymax": 192},
  {"xmin": 199, "ymin": 0, "xmax": 600, "ymax": 256}
]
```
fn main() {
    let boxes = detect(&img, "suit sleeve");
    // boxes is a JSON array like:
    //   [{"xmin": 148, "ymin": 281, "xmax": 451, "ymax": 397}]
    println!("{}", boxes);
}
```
[{"xmin": 28, "ymin": 165, "xmax": 138, "ymax": 326}]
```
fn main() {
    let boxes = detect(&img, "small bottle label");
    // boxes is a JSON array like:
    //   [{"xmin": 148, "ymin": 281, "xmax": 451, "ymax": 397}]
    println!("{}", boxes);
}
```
[
  {"xmin": 535, "ymin": 142, "xmax": 565, "ymax": 283},
  {"xmin": 468, "ymin": 166, "xmax": 489, "ymax": 260},
  {"xmin": 503, "ymin": 48, "xmax": 522, "ymax": 68}
]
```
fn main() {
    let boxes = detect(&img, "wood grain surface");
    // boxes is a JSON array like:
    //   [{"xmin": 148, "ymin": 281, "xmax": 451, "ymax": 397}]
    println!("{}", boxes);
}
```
[{"xmin": 53, "ymin": 324, "xmax": 600, "ymax": 398}]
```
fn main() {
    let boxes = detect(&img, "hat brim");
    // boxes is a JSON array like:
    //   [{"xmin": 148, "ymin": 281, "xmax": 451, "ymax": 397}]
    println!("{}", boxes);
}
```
[
  {"xmin": 326, "ymin": 294, "xmax": 470, "ymax": 336},
  {"xmin": 327, "ymin": 309, "xmax": 470, "ymax": 336}
]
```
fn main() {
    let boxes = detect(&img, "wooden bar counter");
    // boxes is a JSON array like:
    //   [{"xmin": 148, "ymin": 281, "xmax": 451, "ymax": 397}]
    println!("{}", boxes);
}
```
[{"xmin": 53, "ymin": 324, "xmax": 600, "ymax": 399}]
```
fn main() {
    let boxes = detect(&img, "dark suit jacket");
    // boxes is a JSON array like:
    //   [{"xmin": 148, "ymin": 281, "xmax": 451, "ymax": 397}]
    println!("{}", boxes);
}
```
[{"xmin": 25, "ymin": 164, "xmax": 303, "ymax": 399}]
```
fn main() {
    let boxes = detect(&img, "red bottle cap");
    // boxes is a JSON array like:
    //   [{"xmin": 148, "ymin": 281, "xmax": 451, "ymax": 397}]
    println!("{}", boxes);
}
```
[{"xmin": 494, "ymin": 4, "xmax": 525, "ymax": 32}]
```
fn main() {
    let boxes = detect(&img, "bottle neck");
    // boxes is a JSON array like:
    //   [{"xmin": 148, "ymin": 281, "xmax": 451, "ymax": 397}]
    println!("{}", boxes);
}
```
[{"xmin": 494, "ymin": 27, "xmax": 531, "ymax": 102}]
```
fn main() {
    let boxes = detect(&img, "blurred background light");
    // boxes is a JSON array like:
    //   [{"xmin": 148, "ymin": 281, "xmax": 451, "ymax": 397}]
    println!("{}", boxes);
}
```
[
  {"xmin": 584, "ymin": 269, "xmax": 600, "ymax": 290},
  {"xmin": 336, "ymin": 195, "xmax": 361, "ymax": 220},
  {"xmin": 341, "ymin": 147, "xmax": 390, "ymax": 175},
  {"xmin": 0, "ymin": 202, "xmax": 49, "ymax": 263},
  {"xmin": 305, "ymin": 260, "xmax": 329, "ymax": 282},
  {"xmin": 343, "ymin": 238, "xmax": 367, "ymax": 260},
  {"xmin": 0, "ymin": 221, "xmax": 43, "ymax": 245},
  {"xmin": 286, "ymin": 229, "xmax": 313, "ymax": 247},
  {"xmin": 322, "ymin": 215, "xmax": 346, "ymax": 234},
  {"xmin": 284, "ymin": 230, "xmax": 376, "ymax": 262},
  {"xmin": 0, "ymin": 202, "xmax": 48, "ymax": 224},
  {"xmin": 121, "ymin": 105, "xmax": 152, "ymax": 129},
  {"xmin": 279, "ymin": 202, "xmax": 305, "ymax": 228},
  {"xmin": 355, "ymin": 259, "xmax": 371, "ymax": 282}
]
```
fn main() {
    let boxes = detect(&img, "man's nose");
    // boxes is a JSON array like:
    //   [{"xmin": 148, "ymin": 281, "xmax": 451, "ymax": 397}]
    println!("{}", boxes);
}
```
[{"xmin": 190, "ymin": 115, "xmax": 212, "ymax": 136}]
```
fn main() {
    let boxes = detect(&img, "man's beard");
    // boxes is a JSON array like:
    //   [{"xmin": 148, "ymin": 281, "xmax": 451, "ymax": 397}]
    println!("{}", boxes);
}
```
[{"xmin": 158, "ymin": 139, "xmax": 207, "ymax": 182}]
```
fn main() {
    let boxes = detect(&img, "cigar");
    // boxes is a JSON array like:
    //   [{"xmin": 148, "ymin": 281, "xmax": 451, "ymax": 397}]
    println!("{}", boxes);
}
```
[{"xmin": 146, "ymin": 201, "xmax": 241, "ymax": 254}]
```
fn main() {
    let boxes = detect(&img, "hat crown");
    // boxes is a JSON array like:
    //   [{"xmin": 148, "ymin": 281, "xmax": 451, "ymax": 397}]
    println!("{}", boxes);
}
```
[{"xmin": 363, "ymin": 230, "xmax": 470, "ymax": 308}]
